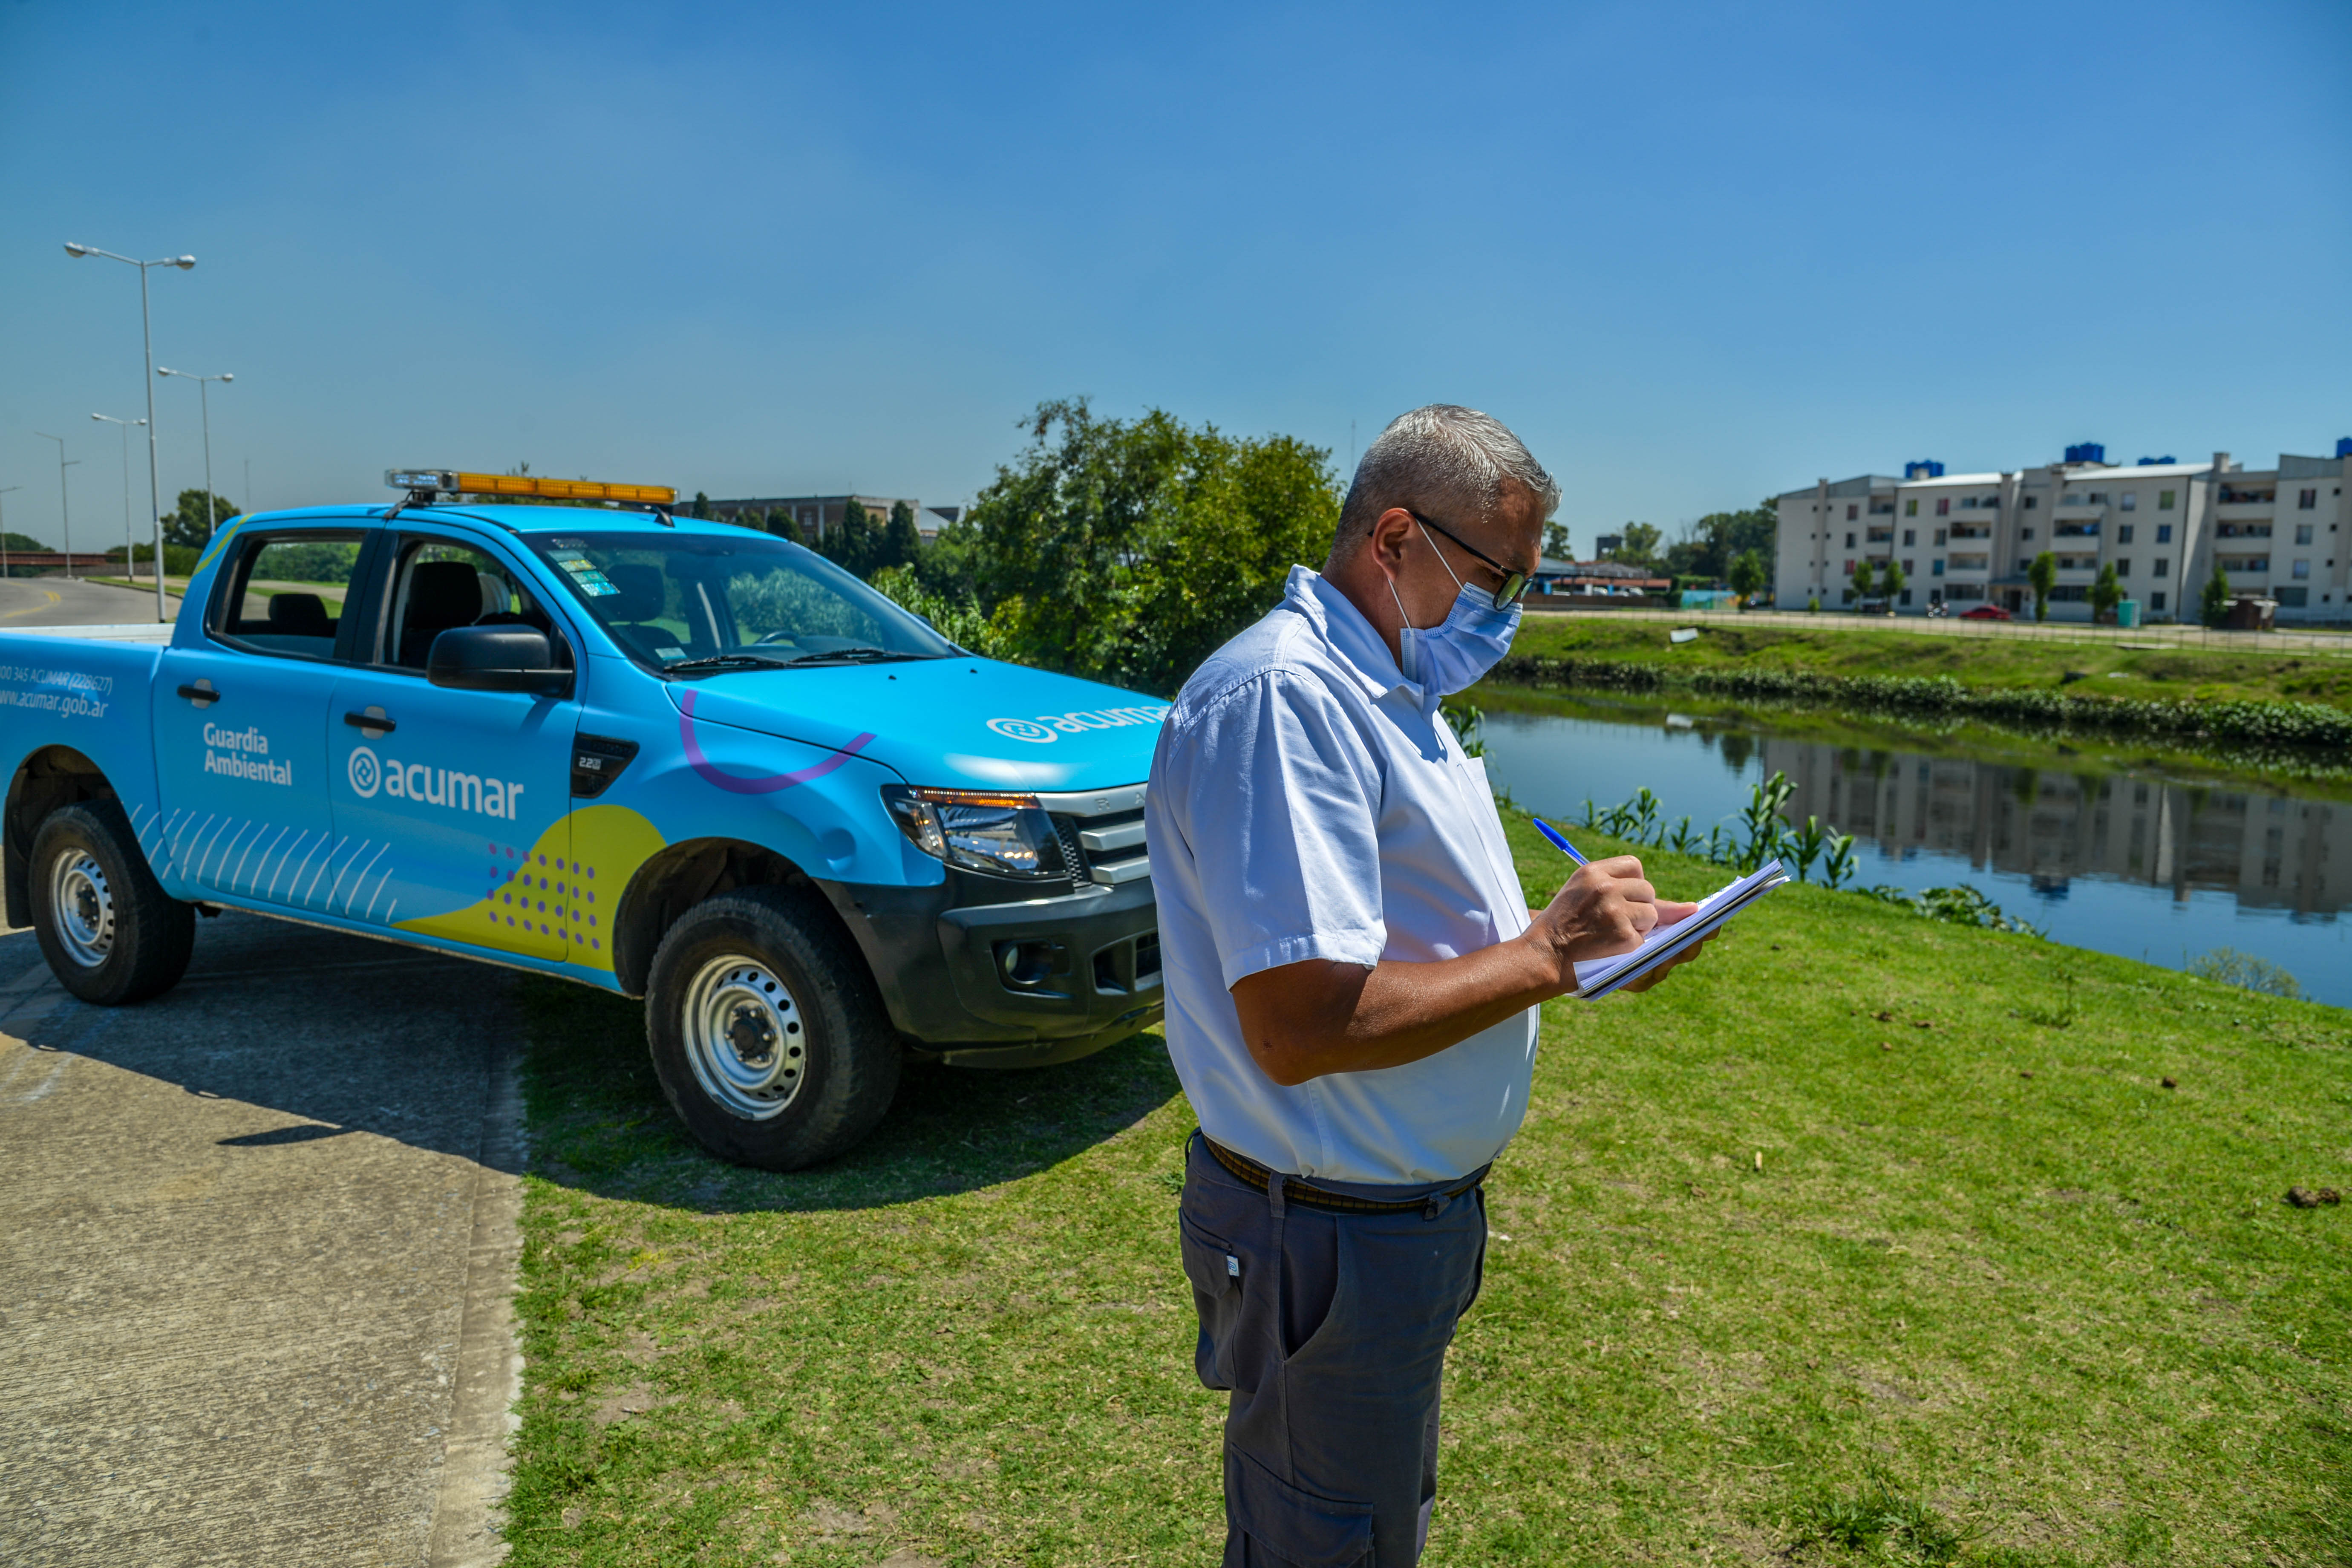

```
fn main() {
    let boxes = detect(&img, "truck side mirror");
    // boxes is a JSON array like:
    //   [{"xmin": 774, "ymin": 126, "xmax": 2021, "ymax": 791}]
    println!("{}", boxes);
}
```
[{"xmin": 426, "ymin": 625, "xmax": 572, "ymax": 698}]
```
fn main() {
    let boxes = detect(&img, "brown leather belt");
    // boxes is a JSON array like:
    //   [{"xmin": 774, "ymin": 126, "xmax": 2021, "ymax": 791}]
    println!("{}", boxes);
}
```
[{"xmin": 1202, "ymin": 1135, "xmax": 1487, "ymax": 1215}]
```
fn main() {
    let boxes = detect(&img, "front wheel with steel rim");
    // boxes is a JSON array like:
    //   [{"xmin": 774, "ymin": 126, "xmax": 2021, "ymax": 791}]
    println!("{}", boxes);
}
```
[
  {"xmin": 645, "ymin": 888, "xmax": 899, "ymax": 1170},
  {"xmin": 29, "ymin": 800, "xmax": 196, "ymax": 1005}
]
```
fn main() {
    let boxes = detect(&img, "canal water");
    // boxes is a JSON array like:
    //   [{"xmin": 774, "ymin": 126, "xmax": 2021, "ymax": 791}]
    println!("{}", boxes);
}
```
[{"xmin": 1476, "ymin": 701, "xmax": 2351, "ymax": 1009}]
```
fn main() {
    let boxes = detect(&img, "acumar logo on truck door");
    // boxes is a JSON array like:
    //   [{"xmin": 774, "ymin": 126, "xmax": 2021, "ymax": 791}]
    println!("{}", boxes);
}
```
[{"xmin": 346, "ymin": 745, "xmax": 527, "ymax": 819}]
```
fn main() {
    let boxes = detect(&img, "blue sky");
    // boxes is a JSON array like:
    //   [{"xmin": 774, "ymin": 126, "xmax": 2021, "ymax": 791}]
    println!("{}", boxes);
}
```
[{"xmin": 3, "ymin": 0, "xmax": 2347, "ymax": 552}]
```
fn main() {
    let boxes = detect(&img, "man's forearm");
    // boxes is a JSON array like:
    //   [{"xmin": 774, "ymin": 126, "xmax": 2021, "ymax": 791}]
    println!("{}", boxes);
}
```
[{"xmin": 1232, "ymin": 939, "xmax": 1561, "ymax": 1087}]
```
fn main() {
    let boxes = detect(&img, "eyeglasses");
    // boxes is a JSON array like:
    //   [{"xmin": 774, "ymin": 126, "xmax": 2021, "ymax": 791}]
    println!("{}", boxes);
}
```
[{"xmin": 1407, "ymin": 510, "xmax": 1532, "ymax": 610}]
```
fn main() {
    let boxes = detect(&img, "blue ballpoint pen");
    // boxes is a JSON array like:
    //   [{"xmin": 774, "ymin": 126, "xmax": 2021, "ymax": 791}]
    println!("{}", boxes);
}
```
[{"xmin": 1531, "ymin": 817, "xmax": 1588, "ymax": 866}]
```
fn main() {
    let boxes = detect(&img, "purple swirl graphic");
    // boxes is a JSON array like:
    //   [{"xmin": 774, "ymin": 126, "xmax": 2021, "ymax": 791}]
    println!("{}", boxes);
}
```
[{"xmin": 677, "ymin": 690, "xmax": 875, "ymax": 795}]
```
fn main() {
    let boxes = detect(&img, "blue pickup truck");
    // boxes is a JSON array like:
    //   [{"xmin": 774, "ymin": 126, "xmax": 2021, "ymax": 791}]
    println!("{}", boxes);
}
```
[{"xmin": 0, "ymin": 471, "xmax": 1166, "ymax": 1167}]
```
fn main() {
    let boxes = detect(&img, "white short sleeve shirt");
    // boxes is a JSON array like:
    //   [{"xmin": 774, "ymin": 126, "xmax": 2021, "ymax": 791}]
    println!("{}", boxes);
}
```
[{"xmin": 1145, "ymin": 565, "xmax": 1538, "ymax": 1185}]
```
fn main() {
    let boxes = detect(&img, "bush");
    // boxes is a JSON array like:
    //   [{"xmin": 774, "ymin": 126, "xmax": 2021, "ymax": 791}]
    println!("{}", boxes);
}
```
[
  {"xmin": 900, "ymin": 399, "xmax": 1339, "ymax": 695},
  {"xmin": 2188, "ymin": 946, "xmax": 2303, "ymax": 999}
]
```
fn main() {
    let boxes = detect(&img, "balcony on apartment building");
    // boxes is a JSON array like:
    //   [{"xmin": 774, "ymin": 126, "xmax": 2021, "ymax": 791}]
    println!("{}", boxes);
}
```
[
  {"xmin": 2054, "ymin": 519, "xmax": 2102, "ymax": 537},
  {"xmin": 2214, "ymin": 521, "xmax": 2273, "ymax": 539},
  {"xmin": 2219, "ymin": 556, "xmax": 2272, "ymax": 576},
  {"xmin": 1944, "ymin": 552, "xmax": 1992, "ymax": 574},
  {"xmin": 1865, "ymin": 527, "xmax": 1895, "ymax": 543},
  {"xmin": 1946, "ymin": 522, "xmax": 1994, "ymax": 539}
]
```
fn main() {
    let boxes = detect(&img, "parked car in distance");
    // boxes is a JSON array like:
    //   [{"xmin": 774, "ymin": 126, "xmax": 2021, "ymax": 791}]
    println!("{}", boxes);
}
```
[{"xmin": 1960, "ymin": 604, "xmax": 2013, "ymax": 621}]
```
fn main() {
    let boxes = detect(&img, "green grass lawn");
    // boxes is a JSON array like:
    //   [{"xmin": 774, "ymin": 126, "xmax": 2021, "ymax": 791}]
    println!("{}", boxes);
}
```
[
  {"xmin": 505, "ymin": 819, "xmax": 2352, "ymax": 1566},
  {"xmin": 1511, "ymin": 617, "xmax": 2352, "ymax": 713}
]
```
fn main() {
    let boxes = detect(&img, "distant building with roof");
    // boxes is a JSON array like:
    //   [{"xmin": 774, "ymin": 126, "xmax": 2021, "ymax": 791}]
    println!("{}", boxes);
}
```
[
  {"xmin": 1530, "ymin": 556, "xmax": 1673, "ymax": 601},
  {"xmin": 1773, "ymin": 441, "xmax": 2352, "ymax": 621}
]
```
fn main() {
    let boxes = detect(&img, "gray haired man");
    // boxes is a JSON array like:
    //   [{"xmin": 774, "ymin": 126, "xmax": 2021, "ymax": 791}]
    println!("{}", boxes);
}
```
[{"xmin": 1145, "ymin": 406, "xmax": 1709, "ymax": 1564}]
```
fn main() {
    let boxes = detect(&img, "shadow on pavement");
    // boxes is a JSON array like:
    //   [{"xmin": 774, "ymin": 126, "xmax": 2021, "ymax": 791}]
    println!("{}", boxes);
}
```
[
  {"xmin": 0, "ymin": 911, "xmax": 522, "ymax": 1172},
  {"xmin": 518, "ymin": 974, "xmax": 1185, "ymax": 1216}
]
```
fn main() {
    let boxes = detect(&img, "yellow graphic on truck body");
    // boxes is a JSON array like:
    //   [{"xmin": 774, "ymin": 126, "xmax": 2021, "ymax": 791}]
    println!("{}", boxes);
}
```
[{"xmin": 395, "ymin": 803, "xmax": 665, "ymax": 970}]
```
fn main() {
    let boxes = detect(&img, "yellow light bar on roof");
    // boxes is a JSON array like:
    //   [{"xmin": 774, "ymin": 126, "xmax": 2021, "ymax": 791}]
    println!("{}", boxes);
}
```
[{"xmin": 386, "ymin": 468, "xmax": 677, "ymax": 506}]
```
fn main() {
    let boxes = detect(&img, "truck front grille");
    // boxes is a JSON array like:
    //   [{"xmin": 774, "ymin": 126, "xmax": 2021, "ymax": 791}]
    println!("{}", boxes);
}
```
[{"xmin": 1035, "ymin": 784, "xmax": 1151, "ymax": 888}]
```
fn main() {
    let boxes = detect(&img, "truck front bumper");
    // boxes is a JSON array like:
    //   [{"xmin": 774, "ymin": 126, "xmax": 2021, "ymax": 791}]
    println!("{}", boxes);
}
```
[{"xmin": 821, "ymin": 871, "xmax": 1163, "ymax": 1065}]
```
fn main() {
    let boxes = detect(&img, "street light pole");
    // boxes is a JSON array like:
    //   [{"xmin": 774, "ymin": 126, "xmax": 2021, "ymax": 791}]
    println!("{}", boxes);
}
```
[
  {"xmin": 0, "ymin": 486, "xmax": 20, "ymax": 582},
  {"xmin": 32, "ymin": 433, "xmax": 81, "ymax": 580},
  {"xmin": 65, "ymin": 243, "xmax": 196, "ymax": 621},
  {"xmin": 92, "ymin": 414, "xmax": 146, "ymax": 576},
  {"xmin": 157, "ymin": 368, "xmax": 233, "ymax": 542}
]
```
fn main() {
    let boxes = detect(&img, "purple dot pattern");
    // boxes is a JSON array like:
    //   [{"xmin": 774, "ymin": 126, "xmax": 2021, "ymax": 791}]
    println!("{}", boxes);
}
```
[{"xmin": 482, "ymin": 840, "xmax": 605, "ymax": 954}]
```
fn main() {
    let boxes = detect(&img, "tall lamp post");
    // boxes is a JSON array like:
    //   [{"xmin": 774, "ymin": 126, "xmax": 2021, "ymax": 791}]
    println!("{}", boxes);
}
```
[
  {"xmin": 156, "ymin": 367, "xmax": 232, "ymax": 542},
  {"xmin": 91, "ymin": 413, "xmax": 146, "ymax": 579},
  {"xmin": 64, "ymin": 242, "xmax": 196, "ymax": 622},
  {"xmin": 32, "ymin": 433, "xmax": 81, "ymax": 580},
  {"xmin": 0, "ymin": 486, "xmax": 20, "ymax": 582}
]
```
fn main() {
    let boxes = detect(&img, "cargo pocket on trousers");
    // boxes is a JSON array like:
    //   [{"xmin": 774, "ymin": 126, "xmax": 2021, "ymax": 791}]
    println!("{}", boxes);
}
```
[
  {"xmin": 1227, "ymin": 1446, "xmax": 1375, "ymax": 1566},
  {"xmin": 1178, "ymin": 1212, "xmax": 1241, "ymax": 1391}
]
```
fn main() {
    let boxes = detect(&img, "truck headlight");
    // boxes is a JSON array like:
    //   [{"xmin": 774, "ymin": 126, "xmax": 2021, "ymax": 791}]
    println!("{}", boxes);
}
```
[{"xmin": 882, "ymin": 786, "xmax": 1067, "ymax": 879}]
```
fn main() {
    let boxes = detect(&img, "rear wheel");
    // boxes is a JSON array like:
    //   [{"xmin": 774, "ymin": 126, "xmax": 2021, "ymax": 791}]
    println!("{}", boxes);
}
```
[
  {"xmin": 644, "ymin": 888, "xmax": 901, "ymax": 1169},
  {"xmin": 29, "ymin": 801, "xmax": 196, "ymax": 1005}
]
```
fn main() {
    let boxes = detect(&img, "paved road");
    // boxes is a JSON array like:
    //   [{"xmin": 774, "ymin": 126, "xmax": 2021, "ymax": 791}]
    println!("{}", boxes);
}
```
[
  {"xmin": 0, "ymin": 911, "xmax": 524, "ymax": 1566},
  {"xmin": 0, "ymin": 576, "xmax": 181, "ymax": 627}
]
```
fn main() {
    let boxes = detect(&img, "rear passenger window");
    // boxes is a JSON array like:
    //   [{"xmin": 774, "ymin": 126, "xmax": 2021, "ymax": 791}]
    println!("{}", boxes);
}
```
[
  {"xmin": 213, "ymin": 532, "xmax": 365, "ymax": 659},
  {"xmin": 379, "ymin": 538, "xmax": 565, "ymax": 671}
]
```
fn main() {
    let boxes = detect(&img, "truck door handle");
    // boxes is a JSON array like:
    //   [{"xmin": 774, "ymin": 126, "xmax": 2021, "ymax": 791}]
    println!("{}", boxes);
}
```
[
  {"xmin": 344, "ymin": 710, "xmax": 395, "ymax": 734},
  {"xmin": 176, "ymin": 683, "xmax": 220, "ymax": 704}
]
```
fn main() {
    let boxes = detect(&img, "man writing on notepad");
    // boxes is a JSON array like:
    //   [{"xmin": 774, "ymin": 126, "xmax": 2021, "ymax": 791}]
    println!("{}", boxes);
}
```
[{"xmin": 1146, "ymin": 405, "xmax": 1712, "ymax": 1565}]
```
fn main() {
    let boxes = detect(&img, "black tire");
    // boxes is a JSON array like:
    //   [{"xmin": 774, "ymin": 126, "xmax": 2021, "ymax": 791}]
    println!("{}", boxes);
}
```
[
  {"xmin": 643, "ymin": 887, "xmax": 902, "ymax": 1170},
  {"xmin": 29, "ymin": 800, "xmax": 196, "ymax": 1006}
]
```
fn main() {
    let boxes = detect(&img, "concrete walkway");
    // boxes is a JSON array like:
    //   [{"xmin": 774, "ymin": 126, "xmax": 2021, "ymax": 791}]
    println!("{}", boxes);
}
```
[{"xmin": 0, "ymin": 911, "xmax": 525, "ymax": 1566}]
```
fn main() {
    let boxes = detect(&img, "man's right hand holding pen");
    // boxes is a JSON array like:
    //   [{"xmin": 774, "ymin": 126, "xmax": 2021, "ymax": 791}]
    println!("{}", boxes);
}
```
[{"xmin": 1525, "ymin": 816, "xmax": 1713, "ymax": 995}]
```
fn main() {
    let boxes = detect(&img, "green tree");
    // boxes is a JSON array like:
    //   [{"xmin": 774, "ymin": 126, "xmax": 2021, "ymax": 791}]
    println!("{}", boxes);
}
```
[
  {"xmin": 2, "ymin": 531, "xmax": 52, "ymax": 554},
  {"xmin": 766, "ymin": 507, "xmax": 805, "ymax": 547},
  {"xmin": 2027, "ymin": 550, "xmax": 2057, "ymax": 622},
  {"xmin": 898, "ymin": 398, "xmax": 1339, "ymax": 695},
  {"xmin": 1728, "ymin": 549, "xmax": 1766, "ymax": 607},
  {"xmin": 2090, "ymin": 562, "xmax": 2122, "ymax": 623},
  {"xmin": 1608, "ymin": 522, "xmax": 1663, "ymax": 569},
  {"xmin": 1849, "ymin": 557, "xmax": 1875, "ymax": 607},
  {"xmin": 1542, "ymin": 522, "xmax": 1573, "ymax": 562},
  {"xmin": 1879, "ymin": 556, "xmax": 1907, "ymax": 611},
  {"xmin": 2200, "ymin": 565, "xmax": 2232, "ymax": 627},
  {"xmin": 878, "ymin": 500, "xmax": 924, "ymax": 575},
  {"xmin": 1663, "ymin": 502, "xmax": 1777, "ymax": 581},
  {"xmin": 161, "ymin": 488, "xmax": 241, "ymax": 548},
  {"xmin": 690, "ymin": 491, "xmax": 710, "ymax": 520},
  {"xmin": 824, "ymin": 498, "xmax": 879, "ymax": 576}
]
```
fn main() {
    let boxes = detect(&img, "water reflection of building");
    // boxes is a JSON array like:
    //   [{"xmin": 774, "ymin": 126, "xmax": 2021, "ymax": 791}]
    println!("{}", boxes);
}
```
[{"xmin": 1758, "ymin": 738, "xmax": 2345, "ymax": 917}]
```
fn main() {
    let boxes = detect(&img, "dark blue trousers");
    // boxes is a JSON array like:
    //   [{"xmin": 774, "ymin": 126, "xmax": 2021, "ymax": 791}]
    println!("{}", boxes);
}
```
[{"xmin": 1178, "ymin": 1132, "xmax": 1488, "ymax": 1567}]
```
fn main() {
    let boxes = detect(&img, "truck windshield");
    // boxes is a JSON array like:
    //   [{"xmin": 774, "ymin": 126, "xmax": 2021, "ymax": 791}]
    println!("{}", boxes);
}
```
[{"xmin": 524, "ymin": 530, "xmax": 958, "ymax": 672}]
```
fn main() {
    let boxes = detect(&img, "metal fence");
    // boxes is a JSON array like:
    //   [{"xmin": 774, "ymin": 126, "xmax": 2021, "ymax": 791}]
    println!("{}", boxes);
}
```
[{"xmin": 1521, "ymin": 605, "xmax": 2352, "ymax": 659}]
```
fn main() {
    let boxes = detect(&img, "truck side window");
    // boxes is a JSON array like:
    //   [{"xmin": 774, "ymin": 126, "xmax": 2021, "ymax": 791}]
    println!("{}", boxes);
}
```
[
  {"xmin": 211, "ymin": 531, "xmax": 365, "ymax": 660},
  {"xmin": 380, "ymin": 539, "xmax": 567, "ymax": 671}
]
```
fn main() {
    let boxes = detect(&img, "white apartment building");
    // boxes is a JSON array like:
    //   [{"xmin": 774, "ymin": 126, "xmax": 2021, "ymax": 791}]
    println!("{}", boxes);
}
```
[{"xmin": 1773, "ymin": 442, "xmax": 2352, "ymax": 622}]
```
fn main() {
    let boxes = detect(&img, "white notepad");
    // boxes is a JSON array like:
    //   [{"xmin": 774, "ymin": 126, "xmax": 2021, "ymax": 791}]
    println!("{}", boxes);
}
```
[{"xmin": 1571, "ymin": 859, "xmax": 1790, "ymax": 1000}]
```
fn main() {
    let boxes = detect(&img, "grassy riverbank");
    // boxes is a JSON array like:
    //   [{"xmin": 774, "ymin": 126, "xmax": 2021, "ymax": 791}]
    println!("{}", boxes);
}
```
[
  {"xmin": 504, "ymin": 819, "xmax": 2352, "ymax": 1567},
  {"xmin": 1513, "ymin": 618, "xmax": 2352, "ymax": 713}
]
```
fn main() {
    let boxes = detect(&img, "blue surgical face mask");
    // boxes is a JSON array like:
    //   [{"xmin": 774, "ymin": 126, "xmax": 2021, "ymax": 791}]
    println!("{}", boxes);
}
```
[{"xmin": 1386, "ymin": 519, "xmax": 1524, "ymax": 708}]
